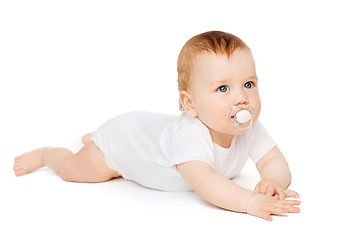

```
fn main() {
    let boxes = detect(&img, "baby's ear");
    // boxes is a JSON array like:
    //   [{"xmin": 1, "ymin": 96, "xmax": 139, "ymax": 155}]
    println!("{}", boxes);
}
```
[{"xmin": 180, "ymin": 90, "xmax": 198, "ymax": 117}]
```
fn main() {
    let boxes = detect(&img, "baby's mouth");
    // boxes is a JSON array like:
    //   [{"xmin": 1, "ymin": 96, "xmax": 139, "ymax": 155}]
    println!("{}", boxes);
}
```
[{"xmin": 227, "ymin": 104, "xmax": 254, "ymax": 130}]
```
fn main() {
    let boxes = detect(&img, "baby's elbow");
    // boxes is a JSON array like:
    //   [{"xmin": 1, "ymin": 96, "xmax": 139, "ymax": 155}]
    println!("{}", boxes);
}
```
[
  {"xmin": 286, "ymin": 171, "xmax": 292, "ymax": 188},
  {"xmin": 286, "ymin": 160, "xmax": 293, "ymax": 185}
]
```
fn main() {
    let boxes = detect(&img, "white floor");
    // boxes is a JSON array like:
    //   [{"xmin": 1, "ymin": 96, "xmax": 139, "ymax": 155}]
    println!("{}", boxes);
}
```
[{"xmin": 2, "ymin": 138, "xmax": 338, "ymax": 240}]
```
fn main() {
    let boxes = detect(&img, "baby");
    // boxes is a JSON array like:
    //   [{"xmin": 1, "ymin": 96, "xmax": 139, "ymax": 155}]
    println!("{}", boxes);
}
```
[{"xmin": 14, "ymin": 31, "xmax": 300, "ymax": 221}]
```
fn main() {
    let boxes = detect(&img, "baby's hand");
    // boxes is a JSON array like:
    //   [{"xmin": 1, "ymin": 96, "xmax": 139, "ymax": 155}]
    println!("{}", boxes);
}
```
[
  {"xmin": 254, "ymin": 179, "xmax": 300, "ymax": 200},
  {"xmin": 246, "ymin": 193, "xmax": 301, "ymax": 221}
]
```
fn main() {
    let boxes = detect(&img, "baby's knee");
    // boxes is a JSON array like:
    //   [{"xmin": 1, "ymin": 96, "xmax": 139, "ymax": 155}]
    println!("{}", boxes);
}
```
[{"xmin": 58, "ymin": 158, "xmax": 78, "ymax": 182}]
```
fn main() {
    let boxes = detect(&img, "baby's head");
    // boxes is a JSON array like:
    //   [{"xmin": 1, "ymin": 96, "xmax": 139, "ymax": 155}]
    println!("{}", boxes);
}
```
[{"xmin": 177, "ymin": 31, "xmax": 261, "ymax": 136}]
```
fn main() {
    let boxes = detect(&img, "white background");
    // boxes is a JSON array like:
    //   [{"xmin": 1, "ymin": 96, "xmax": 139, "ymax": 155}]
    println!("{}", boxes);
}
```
[{"xmin": 1, "ymin": 0, "xmax": 339, "ymax": 239}]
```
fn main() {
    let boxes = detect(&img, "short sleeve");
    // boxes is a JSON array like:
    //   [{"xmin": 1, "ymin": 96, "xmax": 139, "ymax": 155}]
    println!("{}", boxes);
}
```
[
  {"xmin": 159, "ymin": 117, "xmax": 215, "ymax": 169},
  {"xmin": 169, "ymin": 128, "xmax": 215, "ymax": 167},
  {"xmin": 246, "ymin": 121, "xmax": 276, "ymax": 164}
]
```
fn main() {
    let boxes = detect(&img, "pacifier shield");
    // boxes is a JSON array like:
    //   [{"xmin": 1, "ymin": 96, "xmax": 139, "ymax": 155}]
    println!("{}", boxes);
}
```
[{"xmin": 227, "ymin": 104, "xmax": 254, "ymax": 130}]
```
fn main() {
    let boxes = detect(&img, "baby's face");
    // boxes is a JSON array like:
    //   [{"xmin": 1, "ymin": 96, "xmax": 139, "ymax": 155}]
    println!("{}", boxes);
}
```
[{"xmin": 188, "ymin": 49, "xmax": 261, "ymax": 136}]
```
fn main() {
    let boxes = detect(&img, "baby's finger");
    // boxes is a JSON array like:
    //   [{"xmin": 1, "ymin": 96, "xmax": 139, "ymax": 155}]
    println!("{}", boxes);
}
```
[
  {"xmin": 277, "ymin": 189, "xmax": 286, "ymax": 200},
  {"xmin": 266, "ymin": 185, "xmax": 275, "ymax": 197},
  {"xmin": 274, "ymin": 205, "xmax": 299, "ymax": 214},
  {"xmin": 286, "ymin": 206, "xmax": 300, "ymax": 213},
  {"xmin": 285, "ymin": 190, "xmax": 300, "ymax": 199},
  {"xmin": 259, "ymin": 184, "xmax": 268, "ymax": 195},
  {"xmin": 254, "ymin": 184, "xmax": 260, "ymax": 193},
  {"xmin": 267, "ymin": 201, "xmax": 300, "ymax": 215},
  {"xmin": 266, "ymin": 205, "xmax": 289, "ymax": 215},
  {"xmin": 257, "ymin": 209, "xmax": 273, "ymax": 221},
  {"xmin": 281, "ymin": 199, "xmax": 301, "ymax": 207}
]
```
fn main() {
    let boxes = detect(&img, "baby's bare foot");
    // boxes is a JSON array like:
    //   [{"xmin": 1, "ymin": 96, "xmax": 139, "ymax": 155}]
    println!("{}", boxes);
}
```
[{"xmin": 13, "ymin": 147, "xmax": 50, "ymax": 176}]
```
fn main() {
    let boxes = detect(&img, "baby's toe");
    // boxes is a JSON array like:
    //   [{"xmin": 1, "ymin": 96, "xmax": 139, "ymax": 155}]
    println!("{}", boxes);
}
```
[
  {"xmin": 14, "ymin": 169, "xmax": 26, "ymax": 176},
  {"xmin": 14, "ymin": 165, "xmax": 25, "ymax": 176},
  {"xmin": 13, "ymin": 156, "xmax": 25, "ymax": 176}
]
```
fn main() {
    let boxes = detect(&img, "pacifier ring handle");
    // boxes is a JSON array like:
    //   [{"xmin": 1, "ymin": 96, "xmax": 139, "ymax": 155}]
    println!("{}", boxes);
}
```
[{"xmin": 235, "ymin": 109, "xmax": 252, "ymax": 124}]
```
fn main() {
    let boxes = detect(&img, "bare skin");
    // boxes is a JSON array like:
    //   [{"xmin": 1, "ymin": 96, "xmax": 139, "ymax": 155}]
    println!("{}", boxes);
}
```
[
  {"xmin": 81, "ymin": 133, "xmax": 92, "ymax": 145},
  {"xmin": 14, "ymin": 147, "xmax": 48, "ymax": 177},
  {"xmin": 14, "ymin": 133, "xmax": 120, "ymax": 183}
]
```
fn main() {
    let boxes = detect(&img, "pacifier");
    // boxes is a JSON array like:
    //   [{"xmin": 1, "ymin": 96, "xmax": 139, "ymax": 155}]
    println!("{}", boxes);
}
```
[{"xmin": 227, "ymin": 104, "xmax": 254, "ymax": 130}]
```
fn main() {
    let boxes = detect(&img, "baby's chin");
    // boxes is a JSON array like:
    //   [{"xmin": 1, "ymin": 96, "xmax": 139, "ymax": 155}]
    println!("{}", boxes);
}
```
[
  {"xmin": 223, "ymin": 128, "xmax": 249, "ymax": 136},
  {"xmin": 222, "ymin": 122, "xmax": 255, "ymax": 136},
  {"xmin": 232, "ymin": 128, "xmax": 251, "ymax": 136}
]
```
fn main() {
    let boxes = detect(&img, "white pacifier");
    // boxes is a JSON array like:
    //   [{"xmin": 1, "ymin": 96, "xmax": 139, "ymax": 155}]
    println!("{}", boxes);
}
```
[
  {"xmin": 227, "ymin": 104, "xmax": 254, "ymax": 130},
  {"xmin": 236, "ymin": 110, "xmax": 252, "ymax": 124}
]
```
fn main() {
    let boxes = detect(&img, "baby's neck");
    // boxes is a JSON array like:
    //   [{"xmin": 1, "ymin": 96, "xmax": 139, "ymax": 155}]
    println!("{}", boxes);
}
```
[{"xmin": 209, "ymin": 130, "xmax": 234, "ymax": 149}]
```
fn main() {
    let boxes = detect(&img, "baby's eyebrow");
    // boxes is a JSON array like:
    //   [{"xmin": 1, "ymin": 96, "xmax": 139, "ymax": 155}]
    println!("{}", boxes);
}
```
[
  {"xmin": 247, "ymin": 76, "xmax": 258, "ymax": 81},
  {"xmin": 209, "ymin": 79, "xmax": 231, "ymax": 87}
]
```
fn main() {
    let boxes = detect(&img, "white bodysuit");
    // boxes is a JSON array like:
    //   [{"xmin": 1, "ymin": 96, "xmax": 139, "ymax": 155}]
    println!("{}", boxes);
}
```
[{"xmin": 90, "ymin": 111, "xmax": 276, "ymax": 192}]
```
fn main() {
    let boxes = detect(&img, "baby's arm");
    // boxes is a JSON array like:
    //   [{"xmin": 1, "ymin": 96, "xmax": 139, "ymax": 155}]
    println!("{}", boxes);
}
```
[
  {"xmin": 255, "ymin": 146, "xmax": 300, "ymax": 199},
  {"xmin": 177, "ymin": 161, "xmax": 300, "ymax": 221},
  {"xmin": 177, "ymin": 161, "xmax": 253, "ymax": 212}
]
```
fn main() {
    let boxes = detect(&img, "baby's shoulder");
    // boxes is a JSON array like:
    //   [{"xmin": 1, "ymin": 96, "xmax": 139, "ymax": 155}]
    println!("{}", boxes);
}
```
[{"xmin": 164, "ymin": 113, "xmax": 210, "ymax": 137}]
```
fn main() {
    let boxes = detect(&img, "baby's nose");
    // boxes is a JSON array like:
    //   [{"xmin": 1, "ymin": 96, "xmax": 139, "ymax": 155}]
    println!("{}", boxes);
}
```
[{"xmin": 233, "ymin": 90, "xmax": 249, "ymax": 106}]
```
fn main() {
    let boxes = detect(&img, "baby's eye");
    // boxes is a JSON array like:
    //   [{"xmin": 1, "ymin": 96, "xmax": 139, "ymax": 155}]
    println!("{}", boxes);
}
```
[
  {"xmin": 217, "ymin": 85, "xmax": 229, "ymax": 93},
  {"xmin": 244, "ymin": 81, "xmax": 253, "ymax": 89}
]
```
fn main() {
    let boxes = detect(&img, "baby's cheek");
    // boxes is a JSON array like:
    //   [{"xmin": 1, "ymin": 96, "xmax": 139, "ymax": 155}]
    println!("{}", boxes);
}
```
[{"xmin": 252, "ymin": 98, "xmax": 261, "ymax": 119}]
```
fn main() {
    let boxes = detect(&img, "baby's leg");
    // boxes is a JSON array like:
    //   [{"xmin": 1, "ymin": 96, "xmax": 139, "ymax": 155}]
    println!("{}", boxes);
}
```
[{"xmin": 14, "ymin": 142, "xmax": 120, "ymax": 183}]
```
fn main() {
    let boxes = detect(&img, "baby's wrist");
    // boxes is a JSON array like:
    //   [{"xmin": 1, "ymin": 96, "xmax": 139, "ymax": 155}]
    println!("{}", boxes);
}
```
[
  {"xmin": 260, "ymin": 178, "xmax": 283, "ymax": 187},
  {"xmin": 244, "ymin": 192, "xmax": 257, "ymax": 213}
]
